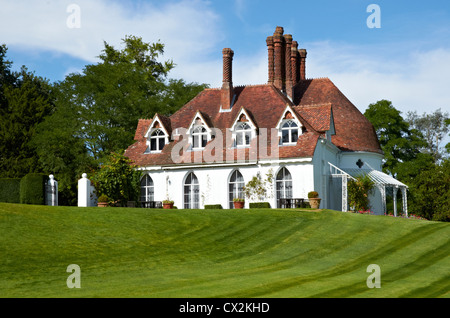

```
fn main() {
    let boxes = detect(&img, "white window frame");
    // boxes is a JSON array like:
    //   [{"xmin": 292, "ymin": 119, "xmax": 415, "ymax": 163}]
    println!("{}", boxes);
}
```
[
  {"xmin": 235, "ymin": 122, "xmax": 252, "ymax": 147},
  {"xmin": 140, "ymin": 174, "xmax": 154, "ymax": 202},
  {"xmin": 280, "ymin": 119, "xmax": 299, "ymax": 145},
  {"xmin": 148, "ymin": 128, "xmax": 166, "ymax": 153},
  {"xmin": 228, "ymin": 170, "xmax": 245, "ymax": 208},
  {"xmin": 191, "ymin": 125, "xmax": 208, "ymax": 150}
]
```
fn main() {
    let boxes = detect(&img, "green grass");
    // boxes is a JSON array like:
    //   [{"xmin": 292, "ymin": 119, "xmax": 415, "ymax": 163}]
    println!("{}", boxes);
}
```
[{"xmin": 0, "ymin": 203, "xmax": 449, "ymax": 298}]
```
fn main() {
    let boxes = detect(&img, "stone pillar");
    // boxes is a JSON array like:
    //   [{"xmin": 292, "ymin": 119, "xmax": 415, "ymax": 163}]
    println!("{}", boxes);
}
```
[
  {"xmin": 46, "ymin": 174, "xmax": 58, "ymax": 206},
  {"xmin": 78, "ymin": 173, "xmax": 97, "ymax": 207}
]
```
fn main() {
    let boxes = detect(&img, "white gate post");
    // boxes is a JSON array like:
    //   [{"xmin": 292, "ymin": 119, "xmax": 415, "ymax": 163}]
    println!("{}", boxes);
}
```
[
  {"xmin": 46, "ymin": 174, "xmax": 58, "ymax": 206},
  {"xmin": 78, "ymin": 173, "xmax": 97, "ymax": 207}
]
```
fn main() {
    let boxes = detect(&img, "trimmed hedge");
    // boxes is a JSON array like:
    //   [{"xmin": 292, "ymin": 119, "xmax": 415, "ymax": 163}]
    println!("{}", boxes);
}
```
[
  {"xmin": 20, "ymin": 173, "xmax": 48, "ymax": 205},
  {"xmin": 249, "ymin": 202, "xmax": 271, "ymax": 209},
  {"xmin": 204, "ymin": 204, "xmax": 223, "ymax": 209},
  {"xmin": 0, "ymin": 178, "xmax": 21, "ymax": 203}
]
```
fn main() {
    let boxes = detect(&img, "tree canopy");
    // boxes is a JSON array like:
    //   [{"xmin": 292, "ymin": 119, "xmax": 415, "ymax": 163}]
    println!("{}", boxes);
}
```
[{"xmin": 0, "ymin": 45, "xmax": 54, "ymax": 178}]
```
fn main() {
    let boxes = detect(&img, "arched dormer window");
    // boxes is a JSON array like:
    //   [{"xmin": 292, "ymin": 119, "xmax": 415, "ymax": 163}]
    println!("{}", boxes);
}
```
[
  {"xmin": 192, "ymin": 125, "xmax": 208, "ymax": 149},
  {"xmin": 277, "ymin": 107, "xmax": 302, "ymax": 146},
  {"xmin": 150, "ymin": 129, "xmax": 166, "ymax": 152},
  {"xmin": 235, "ymin": 122, "xmax": 252, "ymax": 147},
  {"xmin": 281, "ymin": 119, "xmax": 299, "ymax": 145},
  {"xmin": 230, "ymin": 109, "xmax": 257, "ymax": 148}
]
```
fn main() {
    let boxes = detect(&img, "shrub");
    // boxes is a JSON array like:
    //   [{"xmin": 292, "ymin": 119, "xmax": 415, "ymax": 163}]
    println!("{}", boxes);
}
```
[
  {"xmin": 0, "ymin": 178, "xmax": 21, "ymax": 203},
  {"xmin": 20, "ymin": 173, "xmax": 48, "ymax": 205},
  {"xmin": 233, "ymin": 198, "xmax": 245, "ymax": 202},
  {"xmin": 204, "ymin": 204, "xmax": 223, "ymax": 209},
  {"xmin": 90, "ymin": 153, "xmax": 141, "ymax": 207},
  {"xmin": 348, "ymin": 175, "xmax": 375, "ymax": 212},
  {"xmin": 98, "ymin": 194, "xmax": 109, "ymax": 202},
  {"xmin": 308, "ymin": 191, "xmax": 319, "ymax": 198},
  {"xmin": 249, "ymin": 202, "xmax": 271, "ymax": 209}
]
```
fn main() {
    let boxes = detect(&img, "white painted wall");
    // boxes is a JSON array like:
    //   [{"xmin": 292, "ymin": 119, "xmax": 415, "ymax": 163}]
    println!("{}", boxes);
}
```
[{"xmin": 138, "ymin": 158, "xmax": 316, "ymax": 209}]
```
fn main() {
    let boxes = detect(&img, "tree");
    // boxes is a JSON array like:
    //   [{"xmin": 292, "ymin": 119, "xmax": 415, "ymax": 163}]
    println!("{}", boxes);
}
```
[
  {"xmin": 33, "ymin": 36, "xmax": 207, "ymax": 204},
  {"xmin": 364, "ymin": 100, "xmax": 431, "ymax": 178},
  {"xmin": 0, "ymin": 45, "xmax": 54, "ymax": 178},
  {"xmin": 407, "ymin": 108, "xmax": 450, "ymax": 162},
  {"xmin": 408, "ymin": 159, "xmax": 450, "ymax": 221}
]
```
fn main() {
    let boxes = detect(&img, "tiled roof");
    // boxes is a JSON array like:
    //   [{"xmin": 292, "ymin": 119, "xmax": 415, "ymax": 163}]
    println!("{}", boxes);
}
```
[
  {"xmin": 125, "ymin": 78, "xmax": 383, "ymax": 167},
  {"xmin": 294, "ymin": 78, "xmax": 382, "ymax": 154}
]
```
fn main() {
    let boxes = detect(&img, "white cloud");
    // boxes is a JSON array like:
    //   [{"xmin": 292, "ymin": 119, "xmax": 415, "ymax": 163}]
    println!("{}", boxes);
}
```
[
  {"xmin": 305, "ymin": 42, "xmax": 450, "ymax": 114},
  {"xmin": 0, "ymin": 0, "xmax": 222, "ymax": 78}
]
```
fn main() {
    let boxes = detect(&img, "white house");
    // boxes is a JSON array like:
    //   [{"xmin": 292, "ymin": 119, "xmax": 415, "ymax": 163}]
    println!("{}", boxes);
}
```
[{"xmin": 125, "ymin": 26, "xmax": 408, "ymax": 215}]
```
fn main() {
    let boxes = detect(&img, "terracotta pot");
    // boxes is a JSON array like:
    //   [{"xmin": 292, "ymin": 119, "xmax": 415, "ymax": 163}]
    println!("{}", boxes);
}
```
[
  {"xmin": 233, "ymin": 201, "xmax": 245, "ymax": 209},
  {"xmin": 163, "ymin": 203, "xmax": 174, "ymax": 209},
  {"xmin": 97, "ymin": 202, "xmax": 108, "ymax": 207},
  {"xmin": 309, "ymin": 198, "xmax": 321, "ymax": 209}
]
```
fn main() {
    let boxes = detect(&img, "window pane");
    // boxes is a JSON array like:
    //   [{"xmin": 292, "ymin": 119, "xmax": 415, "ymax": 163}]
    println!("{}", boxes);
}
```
[
  {"xmin": 291, "ymin": 129, "xmax": 298, "ymax": 143},
  {"xmin": 282, "ymin": 129, "xmax": 290, "ymax": 143},
  {"xmin": 150, "ymin": 138, "xmax": 157, "ymax": 150},
  {"xmin": 202, "ymin": 135, "xmax": 207, "ymax": 147},
  {"xmin": 193, "ymin": 135, "xmax": 199, "ymax": 148},
  {"xmin": 236, "ymin": 133, "xmax": 243, "ymax": 146},
  {"xmin": 245, "ymin": 132, "xmax": 251, "ymax": 145},
  {"xmin": 159, "ymin": 137, "xmax": 165, "ymax": 150}
]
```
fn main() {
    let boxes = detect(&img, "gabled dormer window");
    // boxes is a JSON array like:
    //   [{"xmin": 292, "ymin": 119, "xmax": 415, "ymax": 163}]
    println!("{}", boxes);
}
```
[
  {"xmin": 192, "ymin": 125, "xmax": 208, "ymax": 149},
  {"xmin": 187, "ymin": 112, "xmax": 213, "ymax": 151},
  {"xmin": 230, "ymin": 108, "xmax": 257, "ymax": 148},
  {"xmin": 144, "ymin": 114, "xmax": 170, "ymax": 154},
  {"xmin": 150, "ymin": 129, "xmax": 166, "ymax": 152},
  {"xmin": 281, "ymin": 119, "xmax": 299, "ymax": 144},
  {"xmin": 235, "ymin": 122, "xmax": 252, "ymax": 146},
  {"xmin": 276, "ymin": 105, "xmax": 303, "ymax": 146}
]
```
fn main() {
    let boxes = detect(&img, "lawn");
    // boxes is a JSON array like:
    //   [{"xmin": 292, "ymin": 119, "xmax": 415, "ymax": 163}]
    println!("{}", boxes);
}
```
[{"xmin": 0, "ymin": 203, "xmax": 448, "ymax": 298}]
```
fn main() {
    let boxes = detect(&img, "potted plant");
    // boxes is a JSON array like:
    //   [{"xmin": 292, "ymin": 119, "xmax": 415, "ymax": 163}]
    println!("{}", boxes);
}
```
[
  {"xmin": 308, "ymin": 191, "xmax": 321, "ymax": 209},
  {"xmin": 97, "ymin": 194, "xmax": 109, "ymax": 207},
  {"xmin": 233, "ymin": 198, "xmax": 245, "ymax": 209},
  {"xmin": 163, "ymin": 200, "xmax": 174, "ymax": 209}
]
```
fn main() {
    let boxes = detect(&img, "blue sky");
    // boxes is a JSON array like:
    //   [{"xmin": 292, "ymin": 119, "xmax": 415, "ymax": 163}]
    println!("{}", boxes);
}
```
[{"xmin": 1, "ymin": 0, "xmax": 450, "ymax": 117}]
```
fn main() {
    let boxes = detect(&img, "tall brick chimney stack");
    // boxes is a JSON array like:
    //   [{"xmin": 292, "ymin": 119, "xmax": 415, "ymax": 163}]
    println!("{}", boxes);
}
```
[
  {"xmin": 299, "ymin": 48, "xmax": 307, "ymax": 80},
  {"xmin": 221, "ymin": 48, "xmax": 234, "ymax": 110},
  {"xmin": 273, "ymin": 26, "xmax": 285, "ymax": 92},
  {"xmin": 291, "ymin": 40, "xmax": 299, "ymax": 86},
  {"xmin": 266, "ymin": 36, "xmax": 274, "ymax": 84},
  {"xmin": 284, "ymin": 34, "xmax": 293, "ymax": 100}
]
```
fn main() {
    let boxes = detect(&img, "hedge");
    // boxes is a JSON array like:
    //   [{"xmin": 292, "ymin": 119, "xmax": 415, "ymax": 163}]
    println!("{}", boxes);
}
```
[
  {"xmin": 0, "ymin": 178, "xmax": 21, "ymax": 203},
  {"xmin": 20, "ymin": 173, "xmax": 48, "ymax": 205},
  {"xmin": 249, "ymin": 202, "xmax": 271, "ymax": 209},
  {"xmin": 204, "ymin": 204, "xmax": 223, "ymax": 209}
]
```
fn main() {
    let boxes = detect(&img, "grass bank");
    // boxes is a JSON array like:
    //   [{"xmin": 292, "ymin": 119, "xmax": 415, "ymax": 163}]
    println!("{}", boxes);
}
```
[{"xmin": 0, "ymin": 203, "xmax": 448, "ymax": 297}]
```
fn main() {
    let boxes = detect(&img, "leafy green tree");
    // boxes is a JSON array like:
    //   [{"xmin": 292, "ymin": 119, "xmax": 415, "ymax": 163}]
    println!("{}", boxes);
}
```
[
  {"xmin": 0, "ymin": 45, "xmax": 54, "ymax": 178},
  {"xmin": 90, "ymin": 152, "xmax": 141, "ymax": 206},
  {"xmin": 364, "ymin": 100, "xmax": 431, "ymax": 179},
  {"xmin": 33, "ymin": 36, "xmax": 206, "ymax": 205},
  {"xmin": 408, "ymin": 159, "xmax": 449, "ymax": 221},
  {"xmin": 407, "ymin": 108, "xmax": 449, "ymax": 162}
]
